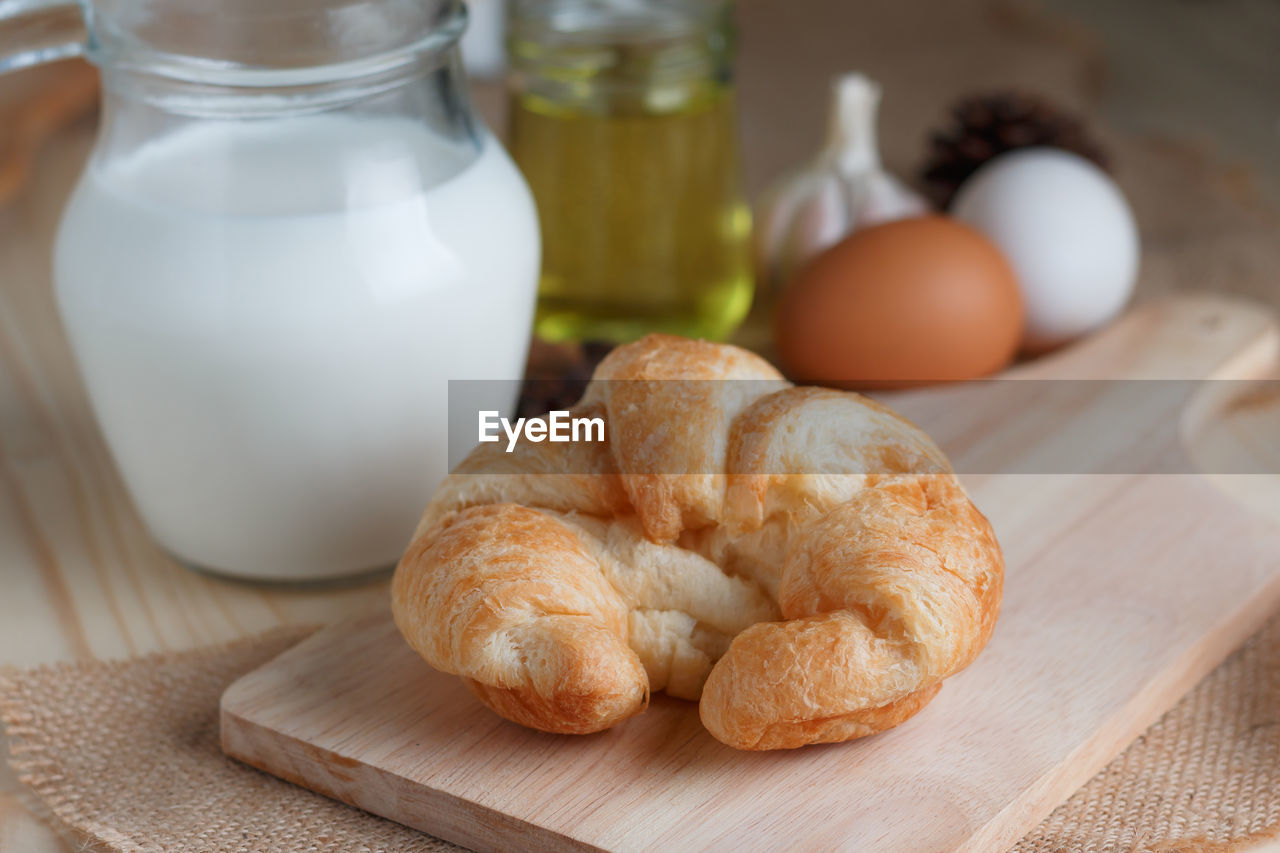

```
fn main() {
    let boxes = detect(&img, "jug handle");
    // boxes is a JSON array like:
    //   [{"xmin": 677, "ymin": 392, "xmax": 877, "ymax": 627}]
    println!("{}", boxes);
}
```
[{"xmin": 0, "ymin": 0, "xmax": 87, "ymax": 74}]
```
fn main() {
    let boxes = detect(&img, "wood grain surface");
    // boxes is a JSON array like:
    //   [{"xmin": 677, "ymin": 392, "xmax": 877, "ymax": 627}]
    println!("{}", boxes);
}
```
[
  {"xmin": 221, "ymin": 297, "xmax": 1280, "ymax": 853},
  {"xmin": 0, "ymin": 60, "xmax": 97, "ymax": 207}
]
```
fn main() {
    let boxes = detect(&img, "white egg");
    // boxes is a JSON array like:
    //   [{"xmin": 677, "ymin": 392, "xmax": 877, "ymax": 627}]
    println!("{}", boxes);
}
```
[{"xmin": 951, "ymin": 148, "xmax": 1139, "ymax": 352}]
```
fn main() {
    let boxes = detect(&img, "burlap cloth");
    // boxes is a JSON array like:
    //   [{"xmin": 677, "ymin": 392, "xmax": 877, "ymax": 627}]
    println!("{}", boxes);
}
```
[{"xmin": 1, "ymin": 617, "xmax": 1279, "ymax": 853}]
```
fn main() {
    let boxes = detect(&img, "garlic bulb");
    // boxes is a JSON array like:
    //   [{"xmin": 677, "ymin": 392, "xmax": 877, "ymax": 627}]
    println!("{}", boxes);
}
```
[{"xmin": 754, "ymin": 73, "xmax": 930, "ymax": 297}]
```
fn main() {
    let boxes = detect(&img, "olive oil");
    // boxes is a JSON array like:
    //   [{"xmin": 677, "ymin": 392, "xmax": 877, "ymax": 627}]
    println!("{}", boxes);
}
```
[{"xmin": 508, "ymin": 5, "xmax": 753, "ymax": 343}]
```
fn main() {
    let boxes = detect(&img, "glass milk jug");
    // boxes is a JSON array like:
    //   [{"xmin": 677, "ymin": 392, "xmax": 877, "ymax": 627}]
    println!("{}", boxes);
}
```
[{"xmin": 0, "ymin": 0, "xmax": 540, "ymax": 581}]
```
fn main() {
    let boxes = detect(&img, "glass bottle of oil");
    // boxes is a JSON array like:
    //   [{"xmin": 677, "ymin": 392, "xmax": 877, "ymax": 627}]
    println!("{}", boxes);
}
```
[{"xmin": 507, "ymin": 0, "xmax": 753, "ymax": 343}]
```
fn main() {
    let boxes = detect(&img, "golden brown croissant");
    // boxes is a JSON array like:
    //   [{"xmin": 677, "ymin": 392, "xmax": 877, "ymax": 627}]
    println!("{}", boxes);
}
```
[{"xmin": 392, "ymin": 335, "xmax": 1003, "ymax": 749}]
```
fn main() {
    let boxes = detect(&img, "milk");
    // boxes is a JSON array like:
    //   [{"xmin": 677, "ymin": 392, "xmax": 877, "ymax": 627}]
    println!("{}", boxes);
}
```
[{"xmin": 54, "ymin": 116, "xmax": 539, "ymax": 580}]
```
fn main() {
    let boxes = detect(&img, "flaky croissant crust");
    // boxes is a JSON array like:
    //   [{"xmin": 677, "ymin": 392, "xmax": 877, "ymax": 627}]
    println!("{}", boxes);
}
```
[{"xmin": 392, "ymin": 335, "xmax": 1003, "ymax": 749}]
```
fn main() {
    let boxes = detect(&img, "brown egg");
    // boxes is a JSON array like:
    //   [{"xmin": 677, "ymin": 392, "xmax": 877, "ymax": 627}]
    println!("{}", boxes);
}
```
[{"xmin": 774, "ymin": 216, "xmax": 1023, "ymax": 388}]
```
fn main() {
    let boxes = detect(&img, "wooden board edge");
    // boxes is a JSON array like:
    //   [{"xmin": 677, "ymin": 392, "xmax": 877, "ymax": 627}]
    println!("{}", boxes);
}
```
[
  {"xmin": 219, "ymin": 612, "xmax": 391, "ymax": 708},
  {"xmin": 220, "ymin": 691, "xmax": 604, "ymax": 853},
  {"xmin": 966, "ymin": 563, "xmax": 1280, "ymax": 853},
  {"xmin": 1010, "ymin": 294, "xmax": 1278, "ymax": 381}
]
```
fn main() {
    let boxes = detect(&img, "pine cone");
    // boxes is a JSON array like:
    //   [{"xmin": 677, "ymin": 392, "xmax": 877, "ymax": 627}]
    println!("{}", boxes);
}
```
[{"xmin": 920, "ymin": 92, "xmax": 1110, "ymax": 208}]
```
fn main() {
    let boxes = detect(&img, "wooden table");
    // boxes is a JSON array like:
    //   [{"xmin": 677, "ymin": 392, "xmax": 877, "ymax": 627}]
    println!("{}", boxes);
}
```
[{"xmin": 2, "ymin": 1, "xmax": 1279, "ymax": 850}]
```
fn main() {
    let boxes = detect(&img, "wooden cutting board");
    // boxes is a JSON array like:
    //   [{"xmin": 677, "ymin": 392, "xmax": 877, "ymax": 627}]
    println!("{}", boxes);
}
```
[{"xmin": 221, "ymin": 295, "xmax": 1280, "ymax": 853}]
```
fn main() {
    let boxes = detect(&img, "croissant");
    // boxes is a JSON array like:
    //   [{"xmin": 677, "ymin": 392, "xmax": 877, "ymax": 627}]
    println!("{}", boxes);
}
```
[{"xmin": 392, "ymin": 335, "xmax": 1003, "ymax": 750}]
